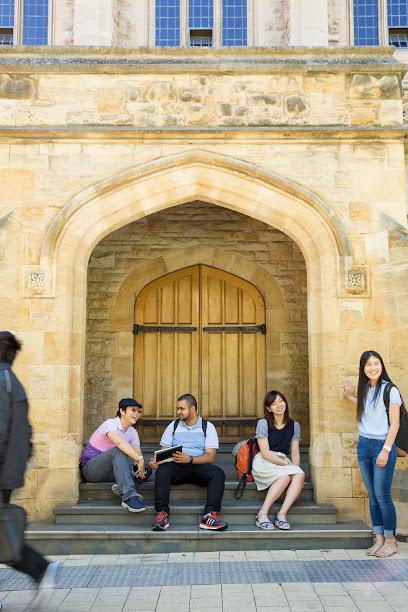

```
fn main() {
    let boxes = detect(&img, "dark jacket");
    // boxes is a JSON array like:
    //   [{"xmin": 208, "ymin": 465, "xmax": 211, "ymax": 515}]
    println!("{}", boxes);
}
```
[{"xmin": 0, "ymin": 362, "xmax": 32, "ymax": 490}]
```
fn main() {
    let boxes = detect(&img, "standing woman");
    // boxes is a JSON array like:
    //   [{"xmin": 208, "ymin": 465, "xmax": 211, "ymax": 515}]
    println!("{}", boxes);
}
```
[
  {"xmin": 343, "ymin": 350, "xmax": 403, "ymax": 558},
  {"xmin": 253, "ymin": 390, "xmax": 305, "ymax": 530}
]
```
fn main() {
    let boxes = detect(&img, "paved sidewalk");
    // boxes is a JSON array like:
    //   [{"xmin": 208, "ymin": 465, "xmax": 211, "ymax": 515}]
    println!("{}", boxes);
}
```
[{"xmin": 1, "ymin": 543, "xmax": 408, "ymax": 611}]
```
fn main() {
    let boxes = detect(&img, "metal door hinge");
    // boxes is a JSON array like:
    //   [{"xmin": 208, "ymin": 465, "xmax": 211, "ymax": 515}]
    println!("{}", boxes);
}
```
[{"xmin": 133, "ymin": 324, "xmax": 197, "ymax": 334}]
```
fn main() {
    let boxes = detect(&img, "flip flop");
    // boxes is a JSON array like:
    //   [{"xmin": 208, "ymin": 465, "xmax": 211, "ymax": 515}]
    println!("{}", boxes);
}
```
[
  {"xmin": 274, "ymin": 514, "xmax": 291, "ymax": 530},
  {"xmin": 255, "ymin": 514, "xmax": 275, "ymax": 530}
]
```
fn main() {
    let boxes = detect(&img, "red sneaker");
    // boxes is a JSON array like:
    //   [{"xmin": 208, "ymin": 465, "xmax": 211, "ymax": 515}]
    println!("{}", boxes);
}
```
[
  {"xmin": 200, "ymin": 512, "xmax": 228, "ymax": 531},
  {"xmin": 152, "ymin": 510, "xmax": 169, "ymax": 531}
]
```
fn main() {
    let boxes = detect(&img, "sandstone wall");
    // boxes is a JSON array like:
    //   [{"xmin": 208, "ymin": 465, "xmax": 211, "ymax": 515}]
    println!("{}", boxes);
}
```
[
  {"xmin": 84, "ymin": 201, "xmax": 308, "ymax": 441},
  {"xmin": 0, "ymin": 48, "xmax": 407, "ymax": 523}
]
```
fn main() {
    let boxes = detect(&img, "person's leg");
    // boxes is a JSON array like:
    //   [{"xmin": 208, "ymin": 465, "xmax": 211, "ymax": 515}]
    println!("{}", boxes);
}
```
[
  {"xmin": 277, "ymin": 472, "xmax": 305, "ymax": 523},
  {"xmin": 2, "ymin": 490, "xmax": 49, "ymax": 581},
  {"xmin": 154, "ymin": 463, "xmax": 188, "ymax": 514},
  {"xmin": 357, "ymin": 436, "xmax": 385, "ymax": 553},
  {"xmin": 257, "ymin": 476, "xmax": 291, "ymax": 524},
  {"xmin": 371, "ymin": 441, "xmax": 398, "ymax": 556},
  {"xmin": 81, "ymin": 447, "xmax": 136, "ymax": 501},
  {"xmin": 189, "ymin": 465, "xmax": 225, "ymax": 514}
]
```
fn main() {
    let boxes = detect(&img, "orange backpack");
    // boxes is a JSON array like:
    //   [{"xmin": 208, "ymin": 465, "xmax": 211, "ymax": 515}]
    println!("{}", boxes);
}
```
[{"xmin": 233, "ymin": 438, "xmax": 259, "ymax": 499}]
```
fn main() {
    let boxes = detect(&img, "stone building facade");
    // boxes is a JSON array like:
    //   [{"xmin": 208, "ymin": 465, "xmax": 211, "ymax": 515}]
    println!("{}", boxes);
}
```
[{"xmin": 0, "ymin": 3, "xmax": 408, "ymax": 533}]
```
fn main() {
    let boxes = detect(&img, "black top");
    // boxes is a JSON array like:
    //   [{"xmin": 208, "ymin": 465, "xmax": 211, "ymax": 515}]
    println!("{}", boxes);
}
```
[{"xmin": 268, "ymin": 419, "xmax": 295, "ymax": 456}]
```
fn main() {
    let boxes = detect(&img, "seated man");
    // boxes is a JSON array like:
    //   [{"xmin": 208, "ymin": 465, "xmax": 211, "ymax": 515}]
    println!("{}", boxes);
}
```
[
  {"xmin": 149, "ymin": 393, "xmax": 228, "ymax": 532},
  {"xmin": 79, "ymin": 398, "xmax": 151, "ymax": 512}
]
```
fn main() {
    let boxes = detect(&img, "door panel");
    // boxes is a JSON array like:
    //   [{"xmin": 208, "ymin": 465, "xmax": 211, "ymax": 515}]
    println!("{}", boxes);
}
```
[
  {"xmin": 134, "ymin": 266, "xmax": 200, "ymax": 421},
  {"xmin": 134, "ymin": 264, "xmax": 266, "ymax": 437}
]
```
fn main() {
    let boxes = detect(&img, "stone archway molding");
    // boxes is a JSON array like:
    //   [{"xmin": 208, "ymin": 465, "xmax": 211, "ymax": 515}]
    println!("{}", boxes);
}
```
[{"xmin": 41, "ymin": 149, "xmax": 352, "ymax": 270}]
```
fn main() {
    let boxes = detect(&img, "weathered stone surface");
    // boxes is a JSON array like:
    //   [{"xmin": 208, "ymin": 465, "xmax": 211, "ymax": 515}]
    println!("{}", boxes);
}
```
[{"xmin": 0, "ymin": 74, "xmax": 38, "ymax": 100}]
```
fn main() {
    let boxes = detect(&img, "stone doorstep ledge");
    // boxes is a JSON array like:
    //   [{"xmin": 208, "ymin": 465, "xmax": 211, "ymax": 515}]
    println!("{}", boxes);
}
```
[
  {"xmin": 0, "ymin": 45, "xmax": 407, "ymax": 75},
  {"xmin": 0, "ymin": 125, "xmax": 407, "ymax": 142}
]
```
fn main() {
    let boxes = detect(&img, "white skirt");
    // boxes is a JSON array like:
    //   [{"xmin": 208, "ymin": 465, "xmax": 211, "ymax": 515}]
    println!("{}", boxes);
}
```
[{"xmin": 252, "ymin": 452, "xmax": 304, "ymax": 491}]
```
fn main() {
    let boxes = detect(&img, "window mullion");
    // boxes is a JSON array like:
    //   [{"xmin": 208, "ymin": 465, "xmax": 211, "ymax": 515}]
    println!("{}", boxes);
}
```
[
  {"xmin": 180, "ymin": 0, "xmax": 188, "ymax": 46},
  {"xmin": 15, "ymin": 0, "xmax": 24, "ymax": 45},
  {"xmin": 213, "ymin": 0, "xmax": 222, "ymax": 46}
]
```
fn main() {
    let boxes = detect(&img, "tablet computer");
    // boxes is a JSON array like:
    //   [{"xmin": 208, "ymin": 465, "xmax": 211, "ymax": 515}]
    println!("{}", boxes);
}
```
[{"xmin": 154, "ymin": 445, "xmax": 182, "ymax": 464}]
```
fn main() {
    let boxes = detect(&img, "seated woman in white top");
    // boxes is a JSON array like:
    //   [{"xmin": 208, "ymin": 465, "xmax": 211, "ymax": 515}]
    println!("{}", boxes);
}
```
[{"xmin": 253, "ymin": 390, "xmax": 305, "ymax": 531}]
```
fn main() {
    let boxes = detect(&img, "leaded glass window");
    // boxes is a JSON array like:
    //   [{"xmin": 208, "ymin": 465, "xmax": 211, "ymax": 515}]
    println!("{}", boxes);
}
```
[
  {"xmin": 23, "ymin": 0, "xmax": 49, "ymax": 45},
  {"xmin": 387, "ymin": 0, "xmax": 408, "ymax": 27},
  {"xmin": 155, "ymin": 0, "xmax": 180, "ymax": 46},
  {"xmin": 0, "ymin": 0, "xmax": 14, "ymax": 45},
  {"xmin": 222, "ymin": 0, "xmax": 247, "ymax": 46},
  {"xmin": 353, "ymin": 0, "xmax": 379, "ymax": 45},
  {"xmin": 387, "ymin": 0, "xmax": 408, "ymax": 47},
  {"xmin": 189, "ymin": 0, "xmax": 213, "ymax": 46}
]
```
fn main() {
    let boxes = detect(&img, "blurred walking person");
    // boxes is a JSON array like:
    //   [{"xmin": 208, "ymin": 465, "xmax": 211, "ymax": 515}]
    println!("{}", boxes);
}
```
[{"xmin": 0, "ymin": 331, "xmax": 61, "ymax": 607}]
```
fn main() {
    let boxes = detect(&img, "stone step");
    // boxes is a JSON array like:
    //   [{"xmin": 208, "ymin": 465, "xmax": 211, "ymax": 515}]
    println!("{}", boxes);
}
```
[
  {"xmin": 54, "ymin": 501, "xmax": 337, "ymax": 526},
  {"xmin": 79, "ymin": 480, "xmax": 315, "ymax": 503},
  {"xmin": 26, "ymin": 521, "xmax": 373, "ymax": 555}
]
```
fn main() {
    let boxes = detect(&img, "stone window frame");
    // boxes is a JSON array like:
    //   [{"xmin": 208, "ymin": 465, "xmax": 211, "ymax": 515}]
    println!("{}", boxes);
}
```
[
  {"xmin": 7, "ymin": 0, "xmax": 55, "ymax": 45},
  {"xmin": 149, "ymin": 0, "xmax": 254, "ymax": 47},
  {"xmin": 348, "ymin": 0, "xmax": 394, "ymax": 45}
]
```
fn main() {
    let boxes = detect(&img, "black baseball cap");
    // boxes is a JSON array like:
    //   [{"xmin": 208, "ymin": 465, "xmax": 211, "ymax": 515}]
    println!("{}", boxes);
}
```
[{"xmin": 118, "ymin": 398, "xmax": 142, "ymax": 410}]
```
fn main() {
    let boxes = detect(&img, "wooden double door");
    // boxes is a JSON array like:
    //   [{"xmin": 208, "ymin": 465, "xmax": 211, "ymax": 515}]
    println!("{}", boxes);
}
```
[{"xmin": 134, "ymin": 265, "xmax": 266, "ymax": 439}]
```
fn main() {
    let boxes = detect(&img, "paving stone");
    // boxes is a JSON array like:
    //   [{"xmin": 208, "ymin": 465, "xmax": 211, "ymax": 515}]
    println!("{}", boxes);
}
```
[
  {"xmin": 57, "ymin": 566, "xmax": 99, "ymax": 589},
  {"xmin": 88, "ymin": 565, "xmax": 138, "ymax": 588},
  {"xmin": 286, "ymin": 601, "xmax": 324, "ymax": 611},
  {"xmin": 261, "ymin": 562, "xmax": 308, "ymax": 583},
  {"xmin": 0, "ymin": 569, "xmax": 15, "ymax": 586},
  {"xmin": 189, "ymin": 597, "xmax": 222, "ymax": 609},
  {"xmin": 0, "ymin": 572, "xmax": 37, "ymax": 591},
  {"xmin": 89, "ymin": 556, "xmax": 119, "ymax": 566},
  {"xmin": 177, "ymin": 562, "xmax": 220, "ymax": 585},
  {"xmin": 319, "ymin": 595, "xmax": 359, "ymax": 607},
  {"xmin": 132, "ymin": 563, "xmax": 178, "ymax": 586},
  {"xmin": 220, "ymin": 561, "xmax": 264, "ymax": 584},
  {"xmin": 303, "ymin": 560, "xmax": 349, "ymax": 582}
]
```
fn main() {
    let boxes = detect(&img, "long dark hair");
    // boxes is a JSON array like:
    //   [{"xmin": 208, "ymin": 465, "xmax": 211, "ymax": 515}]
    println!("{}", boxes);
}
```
[
  {"xmin": 356, "ymin": 350, "xmax": 405, "ymax": 422},
  {"xmin": 264, "ymin": 390, "xmax": 290, "ymax": 429}
]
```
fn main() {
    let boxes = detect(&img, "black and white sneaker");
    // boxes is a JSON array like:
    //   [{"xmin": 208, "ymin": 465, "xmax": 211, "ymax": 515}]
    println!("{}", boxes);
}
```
[{"xmin": 200, "ymin": 512, "xmax": 228, "ymax": 531}]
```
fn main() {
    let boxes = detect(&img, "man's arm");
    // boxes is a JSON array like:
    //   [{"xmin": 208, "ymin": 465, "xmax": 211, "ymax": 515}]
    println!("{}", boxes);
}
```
[
  {"xmin": 132, "ymin": 443, "xmax": 145, "ymax": 478},
  {"xmin": 173, "ymin": 448, "xmax": 216, "ymax": 465},
  {"xmin": 107, "ymin": 430, "xmax": 141, "ymax": 463}
]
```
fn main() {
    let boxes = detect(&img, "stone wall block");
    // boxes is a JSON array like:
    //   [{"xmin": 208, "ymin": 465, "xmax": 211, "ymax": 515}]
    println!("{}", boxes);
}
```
[
  {"xmin": 313, "ymin": 466, "xmax": 352, "ymax": 498},
  {"xmin": 302, "ymin": 73, "xmax": 345, "ymax": 93},
  {"xmin": 0, "ymin": 100, "xmax": 16, "ymax": 125},
  {"xmin": 0, "ymin": 169, "xmax": 35, "ymax": 201},
  {"xmin": 346, "ymin": 74, "xmax": 400, "ymax": 100},
  {"xmin": 352, "ymin": 467, "xmax": 368, "ymax": 498},
  {"xmin": 341, "ymin": 433, "xmax": 359, "ymax": 468},
  {"xmin": 380, "ymin": 100, "xmax": 403, "ymax": 126},
  {"xmin": 319, "ymin": 496, "xmax": 365, "ymax": 521},
  {"xmin": 309, "ymin": 432, "xmax": 342, "ymax": 468},
  {"xmin": 0, "ymin": 74, "xmax": 38, "ymax": 100}
]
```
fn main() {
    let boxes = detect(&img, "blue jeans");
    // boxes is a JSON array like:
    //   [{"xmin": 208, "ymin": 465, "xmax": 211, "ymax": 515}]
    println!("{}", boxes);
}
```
[
  {"xmin": 81, "ymin": 447, "xmax": 151, "ymax": 502},
  {"xmin": 357, "ymin": 435, "xmax": 397, "ymax": 538}
]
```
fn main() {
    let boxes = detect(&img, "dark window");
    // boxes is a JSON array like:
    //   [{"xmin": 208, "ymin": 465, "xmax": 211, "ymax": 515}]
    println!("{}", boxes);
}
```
[
  {"xmin": 353, "ymin": 0, "xmax": 379, "ymax": 45},
  {"xmin": 155, "ymin": 0, "xmax": 181, "ymax": 46}
]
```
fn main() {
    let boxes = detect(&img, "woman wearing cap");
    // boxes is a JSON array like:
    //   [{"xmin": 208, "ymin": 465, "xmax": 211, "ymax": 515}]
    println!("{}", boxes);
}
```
[{"xmin": 79, "ymin": 398, "xmax": 151, "ymax": 512}]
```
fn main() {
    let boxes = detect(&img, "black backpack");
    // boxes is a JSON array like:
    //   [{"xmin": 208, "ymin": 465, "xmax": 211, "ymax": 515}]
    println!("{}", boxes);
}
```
[
  {"xmin": 383, "ymin": 383, "xmax": 408, "ymax": 454},
  {"xmin": 172, "ymin": 418, "xmax": 207, "ymax": 437}
]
